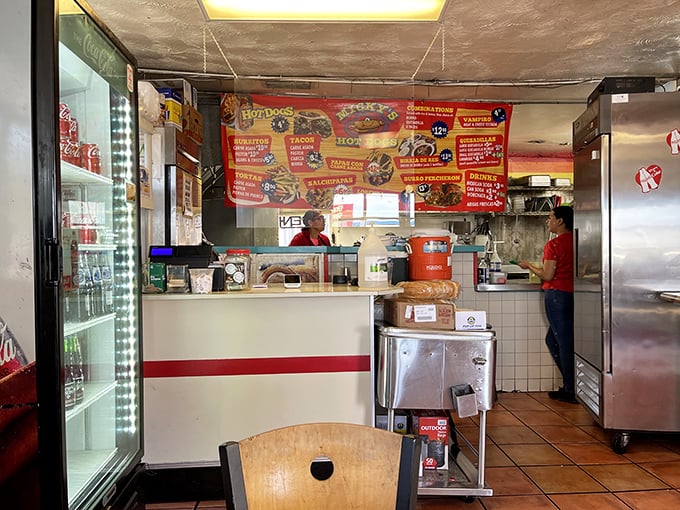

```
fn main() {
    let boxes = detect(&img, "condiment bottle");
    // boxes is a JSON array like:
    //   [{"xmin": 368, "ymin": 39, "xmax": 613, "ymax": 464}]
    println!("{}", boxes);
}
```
[{"xmin": 224, "ymin": 249, "xmax": 250, "ymax": 290}]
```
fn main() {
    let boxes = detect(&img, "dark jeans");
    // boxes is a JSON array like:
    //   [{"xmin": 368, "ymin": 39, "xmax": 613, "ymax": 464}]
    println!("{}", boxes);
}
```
[{"xmin": 543, "ymin": 289, "xmax": 575, "ymax": 394}]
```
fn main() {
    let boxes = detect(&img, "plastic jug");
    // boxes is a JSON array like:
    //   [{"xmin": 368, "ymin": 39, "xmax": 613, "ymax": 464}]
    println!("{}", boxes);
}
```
[{"xmin": 358, "ymin": 226, "xmax": 389, "ymax": 287}]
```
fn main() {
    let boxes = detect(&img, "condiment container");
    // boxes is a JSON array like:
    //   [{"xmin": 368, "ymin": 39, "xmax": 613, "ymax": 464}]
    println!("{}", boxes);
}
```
[
  {"xmin": 358, "ymin": 226, "xmax": 389, "ymax": 288},
  {"xmin": 224, "ymin": 249, "xmax": 250, "ymax": 290},
  {"xmin": 189, "ymin": 268, "xmax": 215, "ymax": 294}
]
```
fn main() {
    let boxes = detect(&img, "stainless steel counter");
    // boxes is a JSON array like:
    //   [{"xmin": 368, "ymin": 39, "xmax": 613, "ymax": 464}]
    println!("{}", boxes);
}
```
[{"xmin": 476, "ymin": 281, "xmax": 541, "ymax": 292}]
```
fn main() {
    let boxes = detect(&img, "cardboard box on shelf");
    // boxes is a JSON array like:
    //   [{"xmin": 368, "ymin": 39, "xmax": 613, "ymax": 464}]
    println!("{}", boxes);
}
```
[
  {"xmin": 454, "ymin": 310, "xmax": 487, "ymax": 331},
  {"xmin": 384, "ymin": 297, "xmax": 456, "ymax": 330},
  {"xmin": 154, "ymin": 79, "xmax": 197, "ymax": 107},
  {"xmin": 163, "ymin": 98, "xmax": 182, "ymax": 129},
  {"xmin": 182, "ymin": 104, "xmax": 203, "ymax": 145},
  {"xmin": 156, "ymin": 87, "xmax": 182, "ymax": 103},
  {"xmin": 412, "ymin": 413, "xmax": 449, "ymax": 473}
]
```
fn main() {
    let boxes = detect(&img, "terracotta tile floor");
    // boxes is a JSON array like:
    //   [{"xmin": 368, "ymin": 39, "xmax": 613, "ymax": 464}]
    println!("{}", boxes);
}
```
[{"xmin": 145, "ymin": 392, "xmax": 680, "ymax": 510}]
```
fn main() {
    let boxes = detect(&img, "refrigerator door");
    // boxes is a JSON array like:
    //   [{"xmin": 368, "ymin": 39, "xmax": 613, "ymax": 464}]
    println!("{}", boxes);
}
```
[{"xmin": 58, "ymin": 3, "xmax": 142, "ymax": 508}]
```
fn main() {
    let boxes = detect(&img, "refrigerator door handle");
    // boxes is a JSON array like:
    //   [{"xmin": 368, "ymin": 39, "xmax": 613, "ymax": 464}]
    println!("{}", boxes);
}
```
[{"xmin": 45, "ymin": 237, "xmax": 60, "ymax": 287}]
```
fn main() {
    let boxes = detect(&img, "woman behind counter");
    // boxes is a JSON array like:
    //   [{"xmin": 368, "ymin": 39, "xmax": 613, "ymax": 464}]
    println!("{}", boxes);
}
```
[
  {"xmin": 289, "ymin": 210, "xmax": 331, "ymax": 247},
  {"xmin": 519, "ymin": 205, "xmax": 575, "ymax": 404}
]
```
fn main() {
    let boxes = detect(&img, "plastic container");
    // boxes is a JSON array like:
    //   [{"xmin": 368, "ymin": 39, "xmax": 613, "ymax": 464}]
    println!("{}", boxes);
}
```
[
  {"xmin": 489, "ymin": 241, "xmax": 503, "ymax": 273},
  {"xmin": 405, "ymin": 230, "xmax": 452, "ymax": 280},
  {"xmin": 189, "ymin": 268, "xmax": 214, "ymax": 294},
  {"xmin": 358, "ymin": 226, "xmax": 389, "ymax": 288},
  {"xmin": 224, "ymin": 249, "xmax": 250, "ymax": 290}
]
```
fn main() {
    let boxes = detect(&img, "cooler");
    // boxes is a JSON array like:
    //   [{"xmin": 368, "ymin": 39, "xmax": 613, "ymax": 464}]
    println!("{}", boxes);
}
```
[{"xmin": 405, "ymin": 232, "xmax": 452, "ymax": 280}]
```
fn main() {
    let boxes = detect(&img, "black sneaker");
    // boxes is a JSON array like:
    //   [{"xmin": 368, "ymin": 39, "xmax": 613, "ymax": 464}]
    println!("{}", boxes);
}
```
[{"xmin": 548, "ymin": 389, "xmax": 578, "ymax": 404}]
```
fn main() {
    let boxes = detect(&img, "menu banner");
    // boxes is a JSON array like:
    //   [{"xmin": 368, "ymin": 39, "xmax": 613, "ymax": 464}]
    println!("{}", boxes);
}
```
[{"xmin": 221, "ymin": 94, "xmax": 512, "ymax": 212}]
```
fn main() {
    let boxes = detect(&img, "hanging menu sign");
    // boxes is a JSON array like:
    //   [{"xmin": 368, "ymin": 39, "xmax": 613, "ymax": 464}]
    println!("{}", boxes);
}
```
[{"xmin": 221, "ymin": 94, "xmax": 511, "ymax": 212}]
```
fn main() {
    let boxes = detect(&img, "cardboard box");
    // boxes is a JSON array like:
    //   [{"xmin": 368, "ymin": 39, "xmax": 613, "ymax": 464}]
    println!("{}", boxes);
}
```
[
  {"xmin": 156, "ymin": 87, "xmax": 182, "ymax": 103},
  {"xmin": 384, "ymin": 298, "xmax": 455, "ymax": 330},
  {"xmin": 154, "ymin": 79, "xmax": 197, "ymax": 106},
  {"xmin": 182, "ymin": 104, "xmax": 204, "ymax": 145},
  {"xmin": 454, "ymin": 310, "xmax": 487, "ymax": 330},
  {"xmin": 375, "ymin": 415, "xmax": 408, "ymax": 434},
  {"xmin": 163, "ymin": 98, "xmax": 183, "ymax": 129},
  {"xmin": 412, "ymin": 414, "xmax": 448, "ymax": 472}
]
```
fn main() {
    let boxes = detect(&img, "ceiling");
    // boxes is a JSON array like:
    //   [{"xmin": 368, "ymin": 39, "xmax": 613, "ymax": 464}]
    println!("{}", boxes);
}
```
[{"xmin": 84, "ymin": 0, "xmax": 680, "ymax": 156}]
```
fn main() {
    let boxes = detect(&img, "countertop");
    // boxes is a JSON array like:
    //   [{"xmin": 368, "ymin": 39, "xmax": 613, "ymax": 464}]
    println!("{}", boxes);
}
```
[
  {"xmin": 476, "ymin": 280, "xmax": 542, "ymax": 292},
  {"xmin": 142, "ymin": 283, "xmax": 404, "ymax": 300}
]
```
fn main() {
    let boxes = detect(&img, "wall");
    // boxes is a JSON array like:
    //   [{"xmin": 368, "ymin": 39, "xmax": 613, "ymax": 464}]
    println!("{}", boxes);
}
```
[{"xmin": 452, "ymin": 252, "xmax": 562, "ymax": 392}]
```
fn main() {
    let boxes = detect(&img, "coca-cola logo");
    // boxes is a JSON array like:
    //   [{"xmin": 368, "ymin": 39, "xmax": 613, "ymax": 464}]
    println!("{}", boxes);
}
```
[
  {"xmin": 0, "ymin": 333, "xmax": 18, "ymax": 367},
  {"xmin": 83, "ymin": 145, "xmax": 101, "ymax": 158},
  {"xmin": 62, "ymin": 141, "xmax": 80, "ymax": 158},
  {"xmin": 59, "ymin": 104, "xmax": 70, "ymax": 120},
  {"xmin": 82, "ymin": 33, "xmax": 117, "ymax": 77}
]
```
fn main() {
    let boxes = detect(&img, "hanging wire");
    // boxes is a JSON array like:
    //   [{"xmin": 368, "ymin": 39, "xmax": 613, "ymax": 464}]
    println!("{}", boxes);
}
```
[
  {"xmin": 411, "ymin": 25, "xmax": 443, "ymax": 80},
  {"xmin": 202, "ymin": 26, "xmax": 207, "ymax": 74},
  {"xmin": 441, "ymin": 22, "xmax": 446, "ymax": 71},
  {"xmin": 205, "ymin": 25, "xmax": 239, "ymax": 78}
]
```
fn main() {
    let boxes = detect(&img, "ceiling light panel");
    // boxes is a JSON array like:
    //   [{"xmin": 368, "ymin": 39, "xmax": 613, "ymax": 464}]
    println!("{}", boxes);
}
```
[{"xmin": 199, "ymin": 0, "xmax": 448, "ymax": 22}]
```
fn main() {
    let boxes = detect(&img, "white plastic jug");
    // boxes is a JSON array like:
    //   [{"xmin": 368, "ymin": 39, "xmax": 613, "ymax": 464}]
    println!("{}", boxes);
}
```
[{"xmin": 358, "ymin": 226, "xmax": 389, "ymax": 287}]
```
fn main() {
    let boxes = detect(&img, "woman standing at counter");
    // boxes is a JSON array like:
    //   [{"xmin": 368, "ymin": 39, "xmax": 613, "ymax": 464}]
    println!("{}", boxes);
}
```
[
  {"xmin": 519, "ymin": 206, "xmax": 576, "ymax": 404},
  {"xmin": 289, "ymin": 210, "xmax": 331, "ymax": 247}
]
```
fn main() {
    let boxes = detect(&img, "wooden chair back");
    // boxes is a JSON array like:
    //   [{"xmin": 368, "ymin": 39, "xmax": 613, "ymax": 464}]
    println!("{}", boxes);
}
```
[{"xmin": 219, "ymin": 422, "xmax": 421, "ymax": 510}]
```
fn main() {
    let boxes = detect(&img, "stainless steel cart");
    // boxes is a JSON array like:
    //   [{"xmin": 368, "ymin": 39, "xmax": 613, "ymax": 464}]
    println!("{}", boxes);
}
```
[{"xmin": 376, "ymin": 324, "xmax": 496, "ymax": 498}]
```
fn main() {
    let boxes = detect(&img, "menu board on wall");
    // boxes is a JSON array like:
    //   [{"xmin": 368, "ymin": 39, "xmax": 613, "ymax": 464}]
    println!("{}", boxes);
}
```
[{"xmin": 221, "ymin": 94, "xmax": 512, "ymax": 212}]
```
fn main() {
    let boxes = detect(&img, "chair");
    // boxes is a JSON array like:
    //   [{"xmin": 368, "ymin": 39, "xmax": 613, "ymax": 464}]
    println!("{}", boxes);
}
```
[{"xmin": 219, "ymin": 422, "xmax": 421, "ymax": 510}]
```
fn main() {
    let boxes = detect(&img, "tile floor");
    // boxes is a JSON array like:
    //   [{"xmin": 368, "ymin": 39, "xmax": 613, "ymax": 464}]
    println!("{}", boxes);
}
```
[{"xmin": 145, "ymin": 392, "xmax": 680, "ymax": 510}]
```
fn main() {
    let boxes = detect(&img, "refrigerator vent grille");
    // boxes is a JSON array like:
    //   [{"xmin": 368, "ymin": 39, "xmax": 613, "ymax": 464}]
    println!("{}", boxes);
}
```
[{"xmin": 576, "ymin": 356, "xmax": 600, "ymax": 417}]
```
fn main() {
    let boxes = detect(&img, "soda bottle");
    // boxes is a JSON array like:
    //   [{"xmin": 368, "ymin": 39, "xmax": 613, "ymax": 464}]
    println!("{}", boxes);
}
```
[
  {"xmin": 90, "ymin": 253, "xmax": 103, "ymax": 317},
  {"xmin": 70, "ymin": 335, "xmax": 84, "ymax": 404},
  {"xmin": 477, "ymin": 253, "xmax": 489, "ymax": 284},
  {"xmin": 64, "ymin": 337, "xmax": 76, "ymax": 410},
  {"xmin": 99, "ymin": 253, "xmax": 114, "ymax": 314},
  {"xmin": 0, "ymin": 315, "xmax": 29, "ymax": 380},
  {"xmin": 78, "ymin": 252, "xmax": 94, "ymax": 320}
]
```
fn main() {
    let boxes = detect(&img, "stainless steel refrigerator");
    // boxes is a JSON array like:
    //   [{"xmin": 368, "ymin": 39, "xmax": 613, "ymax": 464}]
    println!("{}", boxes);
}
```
[
  {"xmin": 30, "ymin": 0, "xmax": 144, "ymax": 508},
  {"xmin": 572, "ymin": 91, "xmax": 680, "ymax": 452}
]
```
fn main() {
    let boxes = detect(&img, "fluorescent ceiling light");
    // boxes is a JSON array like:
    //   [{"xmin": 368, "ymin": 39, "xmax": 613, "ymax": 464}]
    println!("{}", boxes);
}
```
[{"xmin": 199, "ymin": 0, "xmax": 448, "ymax": 22}]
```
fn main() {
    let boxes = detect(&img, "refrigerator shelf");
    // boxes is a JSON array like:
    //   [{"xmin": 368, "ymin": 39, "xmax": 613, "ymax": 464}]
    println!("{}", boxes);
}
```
[
  {"xmin": 67, "ymin": 447, "xmax": 119, "ymax": 507},
  {"xmin": 64, "ymin": 313, "xmax": 115, "ymax": 336},
  {"xmin": 61, "ymin": 160, "xmax": 112, "ymax": 186},
  {"xmin": 65, "ymin": 381, "xmax": 117, "ymax": 422}
]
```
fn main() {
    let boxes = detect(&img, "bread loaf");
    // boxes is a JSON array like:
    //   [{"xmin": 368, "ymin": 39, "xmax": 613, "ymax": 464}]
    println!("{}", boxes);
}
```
[{"xmin": 396, "ymin": 280, "xmax": 460, "ymax": 300}]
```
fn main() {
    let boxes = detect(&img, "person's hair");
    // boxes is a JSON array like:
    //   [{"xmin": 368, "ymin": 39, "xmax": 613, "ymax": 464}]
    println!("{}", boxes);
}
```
[
  {"xmin": 302, "ymin": 210, "xmax": 321, "ymax": 227},
  {"xmin": 553, "ymin": 205, "xmax": 573, "ymax": 231}
]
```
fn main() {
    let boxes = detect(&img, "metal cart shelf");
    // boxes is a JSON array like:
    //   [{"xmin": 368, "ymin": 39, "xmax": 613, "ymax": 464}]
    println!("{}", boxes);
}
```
[{"xmin": 376, "ymin": 324, "xmax": 496, "ymax": 498}]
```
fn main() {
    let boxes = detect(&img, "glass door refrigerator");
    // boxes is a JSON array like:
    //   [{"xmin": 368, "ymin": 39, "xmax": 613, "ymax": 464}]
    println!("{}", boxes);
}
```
[{"xmin": 33, "ymin": 1, "xmax": 143, "ymax": 508}]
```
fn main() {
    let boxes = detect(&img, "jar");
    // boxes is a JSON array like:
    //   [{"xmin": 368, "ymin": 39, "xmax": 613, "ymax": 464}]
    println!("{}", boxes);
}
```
[{"xmin": 224, "ymin": 249, "xmax": 250, "ymax": 290}]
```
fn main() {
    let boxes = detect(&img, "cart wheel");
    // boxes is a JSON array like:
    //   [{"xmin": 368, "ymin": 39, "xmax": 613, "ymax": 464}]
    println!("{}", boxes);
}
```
[
  {"xmin": 462, "ymin": 496, "xmax": 476, "ymax": 504},
  {"xmin": 611, "ymin": 432, "xmax": 631, "ymax": 453}
]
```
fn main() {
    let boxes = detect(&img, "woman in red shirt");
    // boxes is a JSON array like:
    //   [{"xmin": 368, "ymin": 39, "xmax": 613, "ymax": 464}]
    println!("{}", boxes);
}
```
[
  {"xmin": 520, "ymin": 206, "xmax": 575, "ymax": 403},
  {"xmin": 289, "ymin": 210, "xmax": 331, "ymax": 247}
]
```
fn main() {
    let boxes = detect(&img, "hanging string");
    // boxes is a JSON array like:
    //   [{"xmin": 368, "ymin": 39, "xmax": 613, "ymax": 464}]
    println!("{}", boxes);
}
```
[
  {"xmin": 412, "ymin": 25, "xmax": 443, "ymax": 80},
  {"xmin": 441, "ymin": 22, "xmax": 446, "ymax": 71},
  {"xmin": 206, "ymin": 25, "xmax": 239, "ymax": 78},
  {"xmin": 202, "ymin": 26, "xmax": 207, "ymax": 74}
]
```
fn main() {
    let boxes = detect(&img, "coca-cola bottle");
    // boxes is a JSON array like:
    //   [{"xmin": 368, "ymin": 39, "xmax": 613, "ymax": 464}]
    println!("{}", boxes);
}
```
[
  {"xmin": 0, "ymin": 315, "xmax": 29, "ymax": 380},
  {"xmin": 99, "ymin": 253, "xmax": 114, "ymax": 314},
  {"xmin": 64, "ymin": 239, "xmax": 80, "ymax": 323},
  {"xmin": 64, "ymin": 337, "xmax": 76, "ymax": 410},
  {"xmin": 90, "ymin": 253, "xmax": 103, "ymax": 317},
  {"xmin": 70, "ymin": 335, "xmax": 84, "ymax": 404},
  {"xmin": 77, "ymin": 252, "xmax": 94, "ymax": 320}
]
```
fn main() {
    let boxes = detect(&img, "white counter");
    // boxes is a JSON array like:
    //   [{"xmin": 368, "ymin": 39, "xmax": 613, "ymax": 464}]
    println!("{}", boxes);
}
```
[{"xmin": 142, "ymin": 284, "xmax": 401, "ymax": 467}]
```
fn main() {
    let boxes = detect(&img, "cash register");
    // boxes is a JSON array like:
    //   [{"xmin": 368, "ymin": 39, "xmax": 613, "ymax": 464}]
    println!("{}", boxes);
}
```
[{"xmin": 148, "ymin": 244, "xmax": 217, "ymax": 268}]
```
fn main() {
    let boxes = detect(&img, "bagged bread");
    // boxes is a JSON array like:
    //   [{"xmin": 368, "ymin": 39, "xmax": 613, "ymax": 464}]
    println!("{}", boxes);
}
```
[{"xmin": 396, "ymin": 280, "xmax": 460, "ymax": 300}]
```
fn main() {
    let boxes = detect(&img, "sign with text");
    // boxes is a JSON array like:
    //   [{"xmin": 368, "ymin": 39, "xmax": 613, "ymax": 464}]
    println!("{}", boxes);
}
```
[{"xmin": 221, "ymin": 94, "xmax": 511, "ymax": 212}]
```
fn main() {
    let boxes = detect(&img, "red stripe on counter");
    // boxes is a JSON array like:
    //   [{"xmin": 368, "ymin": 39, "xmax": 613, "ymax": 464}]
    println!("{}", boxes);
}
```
[{"xmin": 143, "ymin": 355, "xmax": 370, "ymax": 378}]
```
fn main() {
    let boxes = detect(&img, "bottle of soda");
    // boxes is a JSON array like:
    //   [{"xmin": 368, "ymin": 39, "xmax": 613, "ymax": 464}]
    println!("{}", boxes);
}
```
[
  {"xmin": 90, "ymin": 253, "xmax": 103, "ymax": 317},
  {"xmin": 78, "ymin": 252, "xmax": 94, "ymax": 320},
  {"xmin": 0, "ymin": 315, "xmax": 29, "ymax": 380},
  {"xmin": 64, "ymin": 337, "xmax": 76, "ymax": 410},
  {"xmin": 99, "ymin": 253, "xmax": 114, "ymax": 314},
  {"xmin": 70, "ymin": 335, "xmax": 84, "ymax": 404},
  {"xmin": 64, "ymin": 238, "xmax": 80, "ymax": 323}
]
